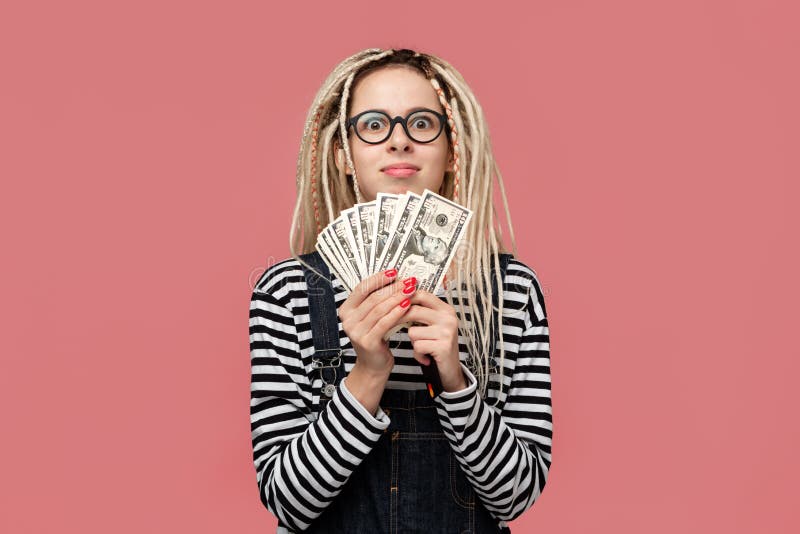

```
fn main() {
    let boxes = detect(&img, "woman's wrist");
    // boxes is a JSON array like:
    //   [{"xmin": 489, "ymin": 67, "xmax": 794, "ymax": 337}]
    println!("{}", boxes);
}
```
[
  {"xmin": 346, "ymin": 363, "xmax": 391, "ymax": 417},
  {"xmin": 441, "ymin": 370, "xmax": 468, "ymax": 393}
]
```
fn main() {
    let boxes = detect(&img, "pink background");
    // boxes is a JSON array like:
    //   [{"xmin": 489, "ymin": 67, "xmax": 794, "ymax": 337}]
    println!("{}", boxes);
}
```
[{"xmin": 2, "ymin": 1, "xmax": 797, "ymax": 532}]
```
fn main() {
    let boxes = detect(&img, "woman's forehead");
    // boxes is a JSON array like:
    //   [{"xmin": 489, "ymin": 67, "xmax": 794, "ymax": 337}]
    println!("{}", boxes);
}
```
[{"xmin": 350, "ymin": 67, "xmax": 441, "ymax": 114}]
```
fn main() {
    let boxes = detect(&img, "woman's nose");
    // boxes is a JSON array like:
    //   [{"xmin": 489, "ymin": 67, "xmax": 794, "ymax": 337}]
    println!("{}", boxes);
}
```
[{"xmin": 387, "ymin": 123, "xmax": 413, "ymax": 151}]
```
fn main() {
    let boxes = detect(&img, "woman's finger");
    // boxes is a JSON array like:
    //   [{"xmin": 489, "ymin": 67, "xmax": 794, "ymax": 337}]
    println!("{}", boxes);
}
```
[
  {"xmin": 340, "ymin": 268, "xmax": 399, "ymax": 315},
  {"xmin": 408, "ymin": 289, "xmax": 451, "ymax": 312},
  {"xmin": 366, "ymin": 284, "xmax": 417, "ymax": 339},
  {"xmin": 362, "ymin": 280, "xmax": 416, "ymax": 332},
  {"xmin": 349, "ymin": 275, "xmax": 415, "ymax": 326},
  {"xmin": 401, "ymin": 304, "xmax": 438, "ymax": 326},
  {"xmin": 407, "ymin": 324, "xmax": 439, "ymax": 341},
  {"xmin": 409, "ymin": 338, "xmax": 438, "ymax": 357}
]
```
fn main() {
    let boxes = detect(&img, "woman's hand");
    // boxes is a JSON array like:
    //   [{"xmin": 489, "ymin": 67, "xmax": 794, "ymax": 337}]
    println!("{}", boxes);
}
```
[
  {"xmin": 404, "ymin": 291, "xmax": 468, "ymax": 393},
  {"xmin": 338, "ymin": 268, "xmax": 417, "ymax": 377}
]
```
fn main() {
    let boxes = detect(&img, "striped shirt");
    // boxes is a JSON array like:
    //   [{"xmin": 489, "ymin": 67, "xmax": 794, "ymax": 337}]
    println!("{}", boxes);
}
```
[{"xmin": 249, "ymin": 257, "xmax": 552, "ymax": 532}]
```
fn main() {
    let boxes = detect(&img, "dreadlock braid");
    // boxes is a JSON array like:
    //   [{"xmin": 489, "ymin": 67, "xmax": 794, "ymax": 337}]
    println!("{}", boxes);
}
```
[
  {"xmin": 319, "ymin": 119, "xmax": 340, "ymax": 223},
  {"xmin": 308, "ymin": 108, "xmax": 323, "ymax": 234},
  {"xmin": 430, "ymin": 79, "xmax": 461, "ymax": 203},
  {"xmin": 338, "ymin": 71, "xmax": 362, "ymax": 204}
]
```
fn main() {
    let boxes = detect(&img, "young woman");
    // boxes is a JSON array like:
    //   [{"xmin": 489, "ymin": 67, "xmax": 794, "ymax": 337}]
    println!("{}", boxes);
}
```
[{"xmin": 249, "ymin": 48, "xmax": 552, "ymax": 533}]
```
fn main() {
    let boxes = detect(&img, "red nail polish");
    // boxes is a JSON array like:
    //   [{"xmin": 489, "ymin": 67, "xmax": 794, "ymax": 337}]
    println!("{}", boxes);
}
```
[
  {"xmin": 402, "ymin": 276, "xmax": 417, "ymax": 286},
  {"xmin": 402, "ymin": 284, "xmax": 415, "ymax": 294},
  {"xmin": 384, "ymin": 268, "xmax": 397, "ymax": 278},
  {"xmin": 399, "ymin": 298, "xmax": 411, "ymax": 308}
]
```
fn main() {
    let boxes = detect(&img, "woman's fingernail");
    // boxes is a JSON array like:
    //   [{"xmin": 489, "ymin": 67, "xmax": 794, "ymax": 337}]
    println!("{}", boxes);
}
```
[
  {"xmin": 402, "ymin": 276, "xmax": 417, "ymax": 286},
  {"xmin": 384, "ymin": 268, "xmax": 397, "ymax": 278},
  {"xmin": 402, "ymin": 284, "xmax": 416, "ymax": 294},
  {"xmin": 399, "ymin": 298, "xmax": 411, "ymax": 308}
]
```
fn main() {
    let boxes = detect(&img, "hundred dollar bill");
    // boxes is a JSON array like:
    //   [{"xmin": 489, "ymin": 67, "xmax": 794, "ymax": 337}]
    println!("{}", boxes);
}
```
[
  {"xmin": 375, "ymin": 192, "xmax": 422, "ymax": 273},
  {"xmin": 318, "ymin": 229, "xmax": 356, "ymax": 290},
  {"xmin": 329, "ymin": 217, "xmax": 363, "ymax": 282},
  {"xmin": 354, "ymin": 201, "xmax": 376, "ymax": 276},
  {"xmin": 370, "ymin": 193, "xmax": 400, "ymax": 274},
  {"xmin": 342, "ymin": 207, "xmax": 367, "ymax": 278},
  {"xmin": 388, "ymin": 189, "xmax": 473, "ymax": 293},
  {"xmin": 321, "ymin": 224, "xmax": 354, "ymax": 286},
  {"xmin": 319, "ymin": 226, "xmax": 348, "ymax": 278},
  {"xmin": 315, "ymin": 238, "xmax": 354, "ymax": 292}
]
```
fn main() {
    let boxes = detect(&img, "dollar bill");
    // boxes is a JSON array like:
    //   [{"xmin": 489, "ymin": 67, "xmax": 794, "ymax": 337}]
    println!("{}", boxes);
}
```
[
  {"xmin": 318, "ymin": 229, "xmax": 356, "ymax": 290},
  {"xmin": 375, "ymin": 191, "xmax": 422, "ymax": 273},
  {"xmin": 329, "ymin": 217, "xmax": 363, "ymax": 282},
  {"xmin": 321, "ymin": 225, "xmax": 353, "ymax": 286},
  {"xmin": 315, "ymin": 238, "xmax": 354, "ymax": 292},
  {"xmin": 342, "ymin": 207, "xmax": 367, "ymax": 278},
  {"xmin": 354, "ymin": 201, "xmax": 377, "ymax": 276},
  {"xmin": 319, "ymin": 226, "xmax": 346, "ymax": 275},
  {"xmin": 378, "ymin": 191, "xmax": 421, "ymax": 270},
  {"xmin": 370, "ymin": 193, "xmax": 400, "ymax": 274},
  {"xmin": 388, "ymin": 189, "xmax": 473, "ymax": 293}
]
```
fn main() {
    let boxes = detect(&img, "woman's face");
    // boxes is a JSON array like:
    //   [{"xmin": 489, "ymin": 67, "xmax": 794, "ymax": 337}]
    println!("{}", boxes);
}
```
[{"xmin": 337, "ymin": 65, "xmax": 453, "ymax": 202}]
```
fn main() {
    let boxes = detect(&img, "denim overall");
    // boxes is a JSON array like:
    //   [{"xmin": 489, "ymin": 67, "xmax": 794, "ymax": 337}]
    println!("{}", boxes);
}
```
[{"xmin": 298, "ymin": 251, "xmax": 513, "ymax": 534}]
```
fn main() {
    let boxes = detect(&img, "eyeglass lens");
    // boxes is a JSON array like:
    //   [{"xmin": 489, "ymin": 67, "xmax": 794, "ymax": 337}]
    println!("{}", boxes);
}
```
[{"xmin": 355, "ymin": 110, "xmax": 442, "ymax": 143}]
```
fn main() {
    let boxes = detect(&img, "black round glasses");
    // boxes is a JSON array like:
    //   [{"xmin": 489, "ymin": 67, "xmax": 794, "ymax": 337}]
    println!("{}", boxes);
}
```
[{"xmin": 346, "ymin": 108, "xmax": 449, "ymax": 145}]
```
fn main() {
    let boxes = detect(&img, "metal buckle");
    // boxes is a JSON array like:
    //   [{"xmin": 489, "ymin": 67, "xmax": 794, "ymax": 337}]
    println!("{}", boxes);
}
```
[
  {"xmin": 311, "ymin": 350, "xmax": 343, "ymax": 370},
  {"xmin": 312, "ymin": 349, "xmax": 343, "ymax": 399},
  {"xmin": 321, "ymin": 382, "xmax": 337, "ymax": 398},
  {"xmin": 318, "ymin": 367, "xmax": 338, "ymax": 398}
]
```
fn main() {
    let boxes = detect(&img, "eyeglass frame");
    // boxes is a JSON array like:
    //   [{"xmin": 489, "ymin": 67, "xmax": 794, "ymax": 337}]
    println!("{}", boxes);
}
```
[{"xmin": 346, "ymin": 108, "xmax": 450, "ymax": 145}]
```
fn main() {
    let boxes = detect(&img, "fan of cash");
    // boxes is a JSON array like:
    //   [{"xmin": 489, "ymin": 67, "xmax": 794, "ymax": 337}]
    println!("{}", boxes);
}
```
[{"xmin": 315, "ymin": 189, "xmax": 473, "ymax": 297}]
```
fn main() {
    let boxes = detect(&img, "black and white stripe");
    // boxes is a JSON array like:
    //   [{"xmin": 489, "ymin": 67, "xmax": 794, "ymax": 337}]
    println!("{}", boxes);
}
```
[{"xmin": 249, "ymin": 258, "xmax": 552, "ymax": 532}]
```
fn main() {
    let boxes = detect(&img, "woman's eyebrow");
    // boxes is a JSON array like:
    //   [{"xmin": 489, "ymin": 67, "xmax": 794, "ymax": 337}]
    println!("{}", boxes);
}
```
[{"xmin": 361, "ymin": 106, "xmax": 434, "ymax": 115}]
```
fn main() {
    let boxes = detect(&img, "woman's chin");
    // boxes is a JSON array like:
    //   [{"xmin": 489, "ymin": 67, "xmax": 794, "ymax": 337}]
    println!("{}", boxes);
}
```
[
  {"xmin": 378, "ymin": 184, "xmax": 412, "ymax": 196},
  {"xmin": 392, "ymin": 184, "xmax": 426, "ymax": 196}
]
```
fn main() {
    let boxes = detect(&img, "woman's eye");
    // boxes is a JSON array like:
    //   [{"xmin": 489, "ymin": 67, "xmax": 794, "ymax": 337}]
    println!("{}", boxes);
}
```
[
  {"xmin": 359, "ymin": 114, "xmax": 387, "ymax": 131},
  {"xmin": 413, "ymin": 119, "xmax": 432, "ymax": 129}
]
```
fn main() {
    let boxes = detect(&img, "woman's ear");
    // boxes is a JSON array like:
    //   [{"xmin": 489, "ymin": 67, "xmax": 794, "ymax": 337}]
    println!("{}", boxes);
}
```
[{"xmin": 333, "ymin": 137, "xmax": 354, "ymax": 175}]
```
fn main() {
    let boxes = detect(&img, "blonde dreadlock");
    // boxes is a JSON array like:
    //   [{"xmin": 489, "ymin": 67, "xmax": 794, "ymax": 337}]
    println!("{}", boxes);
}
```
[{"xmin": 288, "ymin": 48, "xmax": 523, "ymax": 404}]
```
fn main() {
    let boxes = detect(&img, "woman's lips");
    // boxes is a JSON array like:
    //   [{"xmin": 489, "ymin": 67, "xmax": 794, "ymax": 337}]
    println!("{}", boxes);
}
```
[{"xmin": 383, "ymin": 168, "xmax": 418, "ymax": 178}]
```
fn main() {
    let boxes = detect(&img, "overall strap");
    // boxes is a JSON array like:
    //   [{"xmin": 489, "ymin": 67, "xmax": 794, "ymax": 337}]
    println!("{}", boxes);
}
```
[{"xmin": 298, "ymin": 251, "xmax": 347, "ymax": 415}]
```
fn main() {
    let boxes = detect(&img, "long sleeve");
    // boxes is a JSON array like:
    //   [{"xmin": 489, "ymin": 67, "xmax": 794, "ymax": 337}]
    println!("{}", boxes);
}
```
[
  {"xmin": 249, "ymin": 270, "xmax": 391, "ymax": 532},
  {"xmin": 433, "ymin": 262, "xmax": 552, "ymax": 523}
]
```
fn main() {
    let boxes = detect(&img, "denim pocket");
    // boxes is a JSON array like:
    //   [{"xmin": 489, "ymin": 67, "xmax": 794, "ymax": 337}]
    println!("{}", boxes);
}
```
[{"xmin": 391, "ymin": 431, "xmax": 475, "ymax": 531}]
